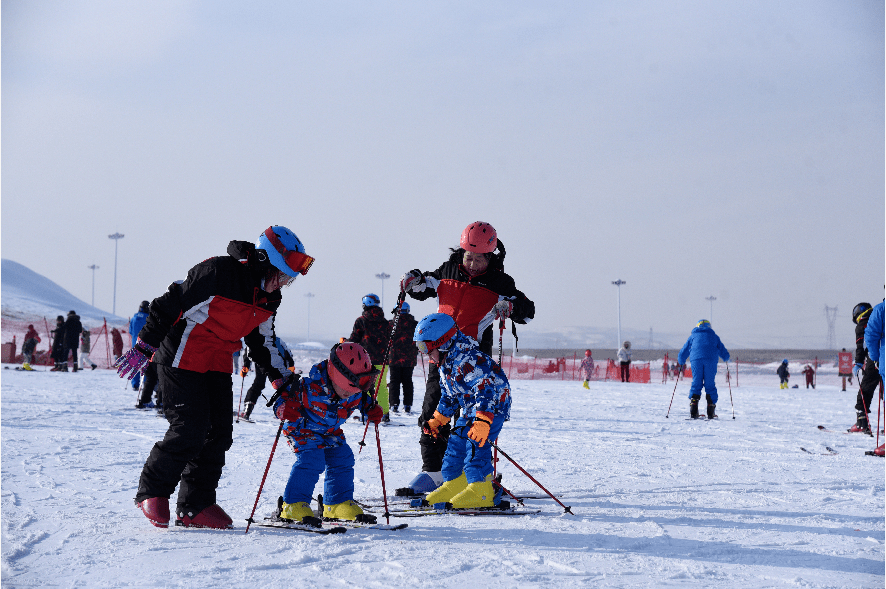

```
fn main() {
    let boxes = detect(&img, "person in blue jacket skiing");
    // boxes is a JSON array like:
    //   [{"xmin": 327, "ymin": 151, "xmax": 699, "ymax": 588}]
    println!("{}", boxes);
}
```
[
  {"xmin": 677, "ymin": 319, "xmax": 730, "ymax": 419},
  {"xmin": 415, "ymin": 313, "xmax": 512, "ymax": 509},
  {"xmin": 863, "ymin": 299, "xmax": 885, "ymax": 457},
  {"xmin": 128, "ymin": 301, "xmax": 150, "ymax": 392},
  {"xmin": 272, "ymin": 342, "xmax": 383, "ymax": 523}
]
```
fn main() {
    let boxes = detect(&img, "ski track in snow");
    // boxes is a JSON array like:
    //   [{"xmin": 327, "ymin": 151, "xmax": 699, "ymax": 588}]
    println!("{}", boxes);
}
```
[{"xmin": 1, "ymin": 365, "xmax": 883, "ymax": 588}]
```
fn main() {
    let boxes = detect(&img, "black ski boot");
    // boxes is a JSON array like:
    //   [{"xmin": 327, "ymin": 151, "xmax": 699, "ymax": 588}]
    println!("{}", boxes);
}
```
[
  {"xmin": 689, "ymin": 396, "xmax": 700, "ymax": 419},
  {"xmin": 848, "ymin": 411, "xmax": 871, "ymax": 434},
  {"xmin": 706, "ymin": 401, "xmax": 716, "ymax": 419}
]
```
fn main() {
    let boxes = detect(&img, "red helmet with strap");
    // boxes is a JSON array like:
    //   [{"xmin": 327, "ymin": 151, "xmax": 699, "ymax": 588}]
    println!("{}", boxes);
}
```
[
  {"xmin": 327, "ymin": 343, "xmax": 379, "ymax": 393},
  {"xmin": 460, "ymin": 221, "xmax": 497, "ymax": 253}
]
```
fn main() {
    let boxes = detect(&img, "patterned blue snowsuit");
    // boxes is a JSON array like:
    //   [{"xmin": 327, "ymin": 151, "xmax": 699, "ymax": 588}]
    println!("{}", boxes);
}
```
[
  {"xmin": 677, "ymin": 323, "xmax": 730, "ymax": 403},
  {"xmin": 273, "ymin": 361, "xmax": 370, "ymax": 505},
  {"xmin": 436, "ymin": 331, "xmax": 512, "ymax": 484}
]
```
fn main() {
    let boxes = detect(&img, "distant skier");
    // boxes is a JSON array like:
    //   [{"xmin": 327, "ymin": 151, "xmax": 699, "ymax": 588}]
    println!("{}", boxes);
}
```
[
  {"xmin": 80, "ymin": 328, "xmax": 97, "ymax": 371},
  {"xmin": 801, "ymin": 365, "xmax": 815, "ymax": 389},
  {"xmin": 395, "ymin": 221, "xmax": 534, "ymax": 497},
  {"xmin": 677, "ymin": 320, "xmax": 730, "ymax": 419},
  {"xmin": 63, "ymin": 311, "xmax": 82, "ymax": 371},
  {"xmin": 777, "ymin": 360, "xmax": 790, "ymax": 389},
  {"xmin": 416, "ymin": 313, "xmax": 511, "ymax": 509},
  {"xmin": 617, "ymin": 341, "xmax": 632, "ymax": 382},
  {"xmin": 116, "ymin": 225, "xmax": 314, "ymax": 530},
  {"xmin": 346, "ymin": 294, "xmax": 391, "ymax": 422},
  {"xmin": 50, "ymin": 315, "xmax": 66, "ymax": 371},
  {"xmin": 239, "ymin": 338, "xmax": 294, "ymax": 421},
  {"xmin": 271, "ymin": 342, "xmax": 382, "ymax": 523},
  {"xmin": 862, "ymin": 300, "xmax": 885, "ymax": 453},
  {"xmin": 21, "ymin": 324, "xmax": 41, "ymax": 370},
  {"xmin": 387, "ymin": 301, "xmax": 418, "ymax": 414},
  {"xmin": 580, "ymin": 349, "xmax": 595, "ymax": 389},
  {"xmin": 111, "ymin": 327, "xmax": 124, "ymax": 361},
  {"xmin": 849, "ymin": 302, "xmax": 882, "ymax": 434},
  {"xmin": 128, "ymin": 301, "xmax": 150, "ymax": 392}
]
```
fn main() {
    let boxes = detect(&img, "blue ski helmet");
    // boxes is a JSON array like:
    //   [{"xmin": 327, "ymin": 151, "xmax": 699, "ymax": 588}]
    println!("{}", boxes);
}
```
[
  {"xmin": 256, "ymin": 226, "xmax": 313, "ymax": 278},
  {"xmin": 782, "ymin": 359, "xmax": 789, "ymax": 364},
  {"xmin": 696, "ymin": 319, "xmax": 710, "ymax": 328},
  {"xmin": 393, "ymin": 301, "xmax": 410, "ymax": 314},
  {"xmin": 414, "ymin": 313, "xmax": 458, "ymax": 354},
  {"xmin": 362, "ymin": 293, "xmax": 380, "ymax": 307}
]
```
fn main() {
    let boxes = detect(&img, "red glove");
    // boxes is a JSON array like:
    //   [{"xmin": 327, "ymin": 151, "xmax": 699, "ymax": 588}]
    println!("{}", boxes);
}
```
[
  {"xmin": 239, "ymin": 366, "xmax": 249, "ymax": 377},
  {"xmin": 423, "ymin": 411, "xmax": 451, "ymax": 438},
  {"xmin": 274, "ymin": 399, "xmax": 302, "ymax": 422},
  {"xmin": 365, "ymin": 403, "xmax": 384, "ymax": 424},
  {"xmin": 468, "ymin": 411, "xmax": 494, "ymax": 447}
]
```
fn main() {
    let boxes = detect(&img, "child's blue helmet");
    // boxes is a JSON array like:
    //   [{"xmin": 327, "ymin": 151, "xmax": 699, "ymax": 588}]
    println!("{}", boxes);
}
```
[
  {"xmin": 414, "ymin": 313, "xmax": 458, "ymax": 354},
  {"xmin": 256, "ymin": 226, "xmax": 313, "ymax": 278},
  {"xmin": 395, "ymin": 301, "xmax": 410, "ymax": 314},
  {"xmin": 697, "ymin": 319, "xmax": 710, "ymax": 328},
  {"xmin": 362, "ymin": 294, "xmax": 380, "ymax": 307}
]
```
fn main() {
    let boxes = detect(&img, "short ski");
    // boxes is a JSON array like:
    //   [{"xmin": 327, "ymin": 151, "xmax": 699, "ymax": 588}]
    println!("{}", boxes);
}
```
[
  {"xmin": 257, "ymin": 517, "xmax": 346, "ymax": 534},
  {"xmin": 800, "ymin": 446, "xmax": 837, "ymax": 455},
  {"xmin": 386, "ymin": 503, "xmax": 541, "ymax": 517},
  {"xmin": 817, "ymin": 425, "xmax": 873, "ymax": 436},
  {"xmin": 322, "ymin": 518, "xmax": 407, "ymax": 530},
  {"xmin": 234, "ymin": 411, "xmax": 255, "ymax": 423}
]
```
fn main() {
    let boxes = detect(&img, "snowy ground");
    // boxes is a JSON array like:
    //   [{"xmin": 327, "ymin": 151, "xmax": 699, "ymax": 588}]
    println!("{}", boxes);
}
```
[{"xmin": 1, "ymin": 364, "xmax": 883, "ymax": 588}]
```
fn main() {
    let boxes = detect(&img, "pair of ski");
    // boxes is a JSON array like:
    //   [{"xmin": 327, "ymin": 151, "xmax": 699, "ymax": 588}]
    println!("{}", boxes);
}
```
[
  {"xmin": 258, "ymin": 516, "xmax": 407, "ymax": 534},
  {"xmin": 817, "ymin": 425, "xmax": 879, "ymax": 437},
  {"xmin": 800, "ymin": 446, "xmax": 838, "ymax": 455},
  {"xmin": 383, "ymin": 498, "xmax": 540, "ymax": 518}
]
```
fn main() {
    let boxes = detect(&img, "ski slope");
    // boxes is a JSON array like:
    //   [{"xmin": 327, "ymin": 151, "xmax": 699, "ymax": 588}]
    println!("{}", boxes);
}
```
[{"xmin": 1, "ymin": 363, "xmax": 883, "ymax": 588}]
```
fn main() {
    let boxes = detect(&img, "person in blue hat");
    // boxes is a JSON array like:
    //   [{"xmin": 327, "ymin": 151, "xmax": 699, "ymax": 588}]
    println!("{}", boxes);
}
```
[
  {"xmin": 777, "ymin": 359, "xmax": 790, "ymax": 389},
  {"xmin": 677, "ymin": 320, "xmax": 730, "ymax": 419}
]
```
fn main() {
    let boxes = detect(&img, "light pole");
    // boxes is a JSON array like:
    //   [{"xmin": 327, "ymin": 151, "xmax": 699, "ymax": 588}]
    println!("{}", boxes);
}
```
[
  {"xmin": 612, "ymin": 279, "xmax": 626, "ymax": 349},
  {"xmin": 375, "ymin": 272, "xmax": 390, "ymax": 310},
  {"xmin": 87, "ymin": 265, "xmax": 99, "ymax": 307},
  {"xmin": 706, "ymin": 295, "xmax": 717, "ymax": 323},
  {"xmin": 304, "ymin": 292, "xmax": 315, "ymax": 341},
  {"xmin": 108, "ymin": 233, "xmax": 124, "ymax": 315}
]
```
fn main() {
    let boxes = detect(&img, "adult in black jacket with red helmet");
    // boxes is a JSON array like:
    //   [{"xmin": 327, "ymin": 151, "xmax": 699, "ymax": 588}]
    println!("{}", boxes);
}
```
[
  {"xmin": 115, "ymin": 226, "xmax": 314, "ymax": 530},
  {"xmin": 396, "ymin": 221, "xmax": 534, "ymax": 496}
]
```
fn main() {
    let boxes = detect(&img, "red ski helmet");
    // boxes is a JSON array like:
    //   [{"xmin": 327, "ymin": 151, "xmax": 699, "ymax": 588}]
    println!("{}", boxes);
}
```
[
  {"xmin": 327, "ymin": 343, "xmax": 379, "ymax": 393},
  {"xmin": 585, "ymin": 349, "xmax": 592, "ymax": 357},
  {"xmin": 460, "ymin": 222, "xmax": 497, "ymax": 253}
]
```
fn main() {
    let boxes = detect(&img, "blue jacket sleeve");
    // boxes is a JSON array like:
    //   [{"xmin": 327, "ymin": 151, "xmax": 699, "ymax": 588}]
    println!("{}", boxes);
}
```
[
  {"xmin": 718, "ymin": 338, "xmax": 730, "ymax": 362},
  {"xmin": 677, "ymin": 336, "xmax": 692, "ymax": 365}
]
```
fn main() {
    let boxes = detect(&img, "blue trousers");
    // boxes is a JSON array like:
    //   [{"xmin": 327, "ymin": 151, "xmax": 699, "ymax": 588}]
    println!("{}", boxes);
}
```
[
  {"xmin": 283, "ymin": 443, "xmax": 355, "ymax": 505},
  {"xmin": 688, "ymin": 360, "xmax": 718, "ymax": 404},
  {"xmin": 442, "ymin": 414, "xmax": 506, "ymax": 484}
]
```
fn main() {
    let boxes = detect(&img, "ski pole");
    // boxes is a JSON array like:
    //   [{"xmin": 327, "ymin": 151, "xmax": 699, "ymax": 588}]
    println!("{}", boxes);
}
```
[
  {"xmin": 494, "ymin": 318, "xmax": 504, "ymax": 478},
  {"xmin": 665, "ymin": 368, "xmax": 681, "ymax": 418},
  {"xmin": 726, "ymin": 363, "xmax": 735, "ymax": 419},
  {"xmin": 245, "ymin": 420, "xmax": 284, "ymax": 534},
  {"xmin": 235, "ymin": 374, "xmax": 246, "ymax": 423},
  {"xmin": 359, "ymin": 290, "xmax": 407, "ymax": 452},
  {"xmin": 420, "ymin": 351, "xmax": 427, "ymax": 383},
  {"xmin": 373, "ymin": 422, "xmax": 391, "ymax": 524},
  {"xmin": 488, "ymin": 441, "xmax": 573, "ymax": 515}
]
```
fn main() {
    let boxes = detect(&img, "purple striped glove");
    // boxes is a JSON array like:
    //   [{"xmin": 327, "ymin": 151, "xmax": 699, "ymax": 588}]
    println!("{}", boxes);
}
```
[{"xmin": 115, "ymin": 338, "xmax": 157, "ymax": 380}]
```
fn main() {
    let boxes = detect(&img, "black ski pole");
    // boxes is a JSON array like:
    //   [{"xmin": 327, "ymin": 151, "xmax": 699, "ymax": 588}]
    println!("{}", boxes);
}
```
[
  {"xmin": 665, "ymin": 368, "xmax": 682, "ymax": 418},
  {"xmin": 245, "ymin": 420, "xmax": 284, "ymax": 534},
  {"xmin": 488, "ymin": 441, "xmax": 573, "ymax": 515},
  {"xmin": 726, "ymin": 363, "xmax": 735, "ymax": 419}
]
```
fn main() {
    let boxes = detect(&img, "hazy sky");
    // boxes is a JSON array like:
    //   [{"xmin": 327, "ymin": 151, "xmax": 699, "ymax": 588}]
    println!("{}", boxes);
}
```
[{"xmin": 2, "ymin": 1, "xmax": 884, "ymax": 349}]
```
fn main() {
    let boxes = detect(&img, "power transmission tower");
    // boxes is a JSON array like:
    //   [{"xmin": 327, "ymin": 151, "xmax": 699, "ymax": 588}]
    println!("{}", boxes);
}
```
[
  {"xmin": 648, "ymin": 327, "xmax": 653, "ymax": 349},
  {"xmin": 824, "ymin": 305, "xmax": 837, "ymax": 349}
]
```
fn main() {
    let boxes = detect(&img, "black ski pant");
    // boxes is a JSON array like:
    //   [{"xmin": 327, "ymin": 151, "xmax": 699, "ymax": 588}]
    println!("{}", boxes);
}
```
[
  {"xmin": 620, "ymin": 362, "xmax": 630, "ymax": 382},
  {"xmin": 136, "ymin": 365, "xmax": 234, "ymax": 513},
  {"xmin": 419, "ymin": 362, "xmax": 451, "ymax": 472},
  {"xmin": 139, "ymin": 362, "xmax": 160, "ymax": 405},
  {"xmin": 388, "ymin": 365, "xmax": 414, "ymax": 408},
  {"xmin": 855, "ymin": 360, "xmax": 883, "ymax": 414},
  {"xmin": 243, "ymin": 366, "xmax": 268, "ymax": 416}
]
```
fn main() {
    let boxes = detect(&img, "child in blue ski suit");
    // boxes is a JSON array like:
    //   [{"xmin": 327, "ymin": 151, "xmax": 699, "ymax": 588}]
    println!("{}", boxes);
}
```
[
  {"xmin": 416, "ymin": 313, "xmax": 512, "ymax": 509},
  {"xmin": 677, "ymin": 320, "xmax": 730, "ymax": 419},
  {"xmin": 272, "ymin": 343, "xmax": 383, "ymax": 523}
]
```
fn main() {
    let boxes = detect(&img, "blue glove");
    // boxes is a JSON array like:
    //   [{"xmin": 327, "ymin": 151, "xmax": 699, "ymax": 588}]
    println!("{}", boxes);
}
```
[
  {"xmin": 853, "ymin": 363, "xmax": 863, "ymax": 380},
  {"xmin": 114, "ymin": 338, "xmax": 157, "ymax": 380}
]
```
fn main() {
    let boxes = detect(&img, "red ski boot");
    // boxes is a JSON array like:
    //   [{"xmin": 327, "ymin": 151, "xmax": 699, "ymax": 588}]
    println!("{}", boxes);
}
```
[
  {"xmin": 175, "ymin": 504, "xmax": 234, "ymax": 529},
  {"xmin": 137, "ymin": 497, "xmax": 170, "ymax": 528}
]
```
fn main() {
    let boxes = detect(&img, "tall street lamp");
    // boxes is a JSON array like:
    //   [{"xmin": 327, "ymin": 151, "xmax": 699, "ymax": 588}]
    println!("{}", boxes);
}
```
[
  {"xmin": 706, "ymin": 295, "xmax": 717, "ymax": 323},
  {"xmin": 304, "ymin": 292, "xmax": 315, "ymax": 341},
  {"xmin": 108, "ymin": 233, "xmax": 125, "ymax": 315},
  {"xmin": 375, "ymin": 272, "xmax": 390, "ymax": 310},
  {"xmin": 612, "ymin": 279, "xmax": 626, "ymax": 349},
  {"xmin": 87, "ymin": 265, "xmax": 99, "ymax": 307}
]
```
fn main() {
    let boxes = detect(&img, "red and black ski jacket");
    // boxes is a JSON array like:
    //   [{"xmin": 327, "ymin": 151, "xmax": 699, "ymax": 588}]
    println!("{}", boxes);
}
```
[
  {"xmin": 388, "ymin": 312, "xmax": 418, "ymax": 368},
  {"xmin": 348, "ymin": 306, "xmax": 390, "ymax": 365},
  {"xmin": 410, "ymin": 250, "xmax": 535, "ymax": 355},
  {"xmin": 137, "ymin": 240, "xmax": 289, "ymax": 380}
]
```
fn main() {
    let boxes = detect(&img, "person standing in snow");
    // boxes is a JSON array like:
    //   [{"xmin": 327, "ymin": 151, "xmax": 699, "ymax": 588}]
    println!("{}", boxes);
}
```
[
  {"xmin": 115, "ymin": 226, "xmax": 314, "ymax": 530},
  {"xmin": 580, "ymin": 349, "xmax": 595, "ymax": 389},
  {"xmin": 239, "ymin": 337, "xmax": 295, "ymax": 421},
  {"xmin": 416, "ymin": 313, "xmax": 512, "ymax": 509},
  {"xmin": 63, "ymin": 311, "xmax": 82, "ymax": 371},
  {"xmin": 50, "ymin": 315, "xmax": 66, "ymax": 371},
  {"xmin": 79, "ymin": 328, "xmax": 97, "ymax": 371},
  {"xmin": 617, "ymin": 341, "xmax": 632, "ymax": 382},
  {"xmin": 863, "ymin": 299, "xmax": 885, "ymax": 456},
  {"xmin": 777, "ymin": 359, "xmax": 790, "ymax": 389},
  {"xmin": 677, "ymin": 320, "xmax": 730, "ymax": 419},
  {"xmin": 111, "ymin": 327, "xmax": 124, "ymax": 361},
  {"xmin": 801, "ymin": 364, "xmax": 815, "ymax": 389},
  {"xmin": 346, "ymin": 294, "xmax": 391, "ymax": 423},
  {"xmin": 21, "ymin": 324, "xmax": 41, "ymax": 370},
  {"xmin": 387, "ymin": 301, "xmax": 418, "ymax": 414},
  {"xmin": 849, "ymin": 302, "xmax": 882, "ymax": 434},
  {"xmin": 396, "ymin": 221, "xmax": 534, "ymax": 497},
  {"xmin": 270, "ymin": 342, "xmax": 383, "ymax": 524},
  {"xmin": 128, "ymin": 301, "xmax": 151, "ymax": 391}
]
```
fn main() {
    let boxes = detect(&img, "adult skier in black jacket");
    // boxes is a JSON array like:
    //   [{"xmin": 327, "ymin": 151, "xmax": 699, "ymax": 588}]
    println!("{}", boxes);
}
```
[
  {"xmin": 849, "ymin": 302, "xmax": 880, "ymax": 434},
  {"xmin": 115, "ymin": 226, "xmax": 314, "ymax": 529}
]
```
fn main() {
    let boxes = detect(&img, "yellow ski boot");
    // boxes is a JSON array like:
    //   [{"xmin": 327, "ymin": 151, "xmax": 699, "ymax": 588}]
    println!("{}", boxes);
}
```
[
  {"xmin": 323, "ymin": 499, "xmax": 376, "ymax": 523},
  {"xmin": 22, "ymin": 363, "xmax": 33, "ymax": 371},
  {"xmin": 582, "ymin": 380, "xmax": 589, "ymax": 389},
  {"xmin": 425, "ymin": 472, "xmax": 467, "ymax": 505},
  {"xmin": 280, "ymin": 501, "xmax": 314, "ymax": 522},
  {"xmin": 450, "ymin": 474, "xmax": 496, "ymax": 509}
]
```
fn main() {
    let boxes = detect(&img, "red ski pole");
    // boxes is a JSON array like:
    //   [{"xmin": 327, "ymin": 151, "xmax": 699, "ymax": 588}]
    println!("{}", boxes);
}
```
[
  {"xmin": 373, "ymin": 422, "xmax": 391, "ymax": 524},
  {"xmin": 489, "ymin": 441, "xmax": 573, "ymax": 514},
  {"xmin": 245, "ymin": 420, "xmax": 284, "ymax": 534}
]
